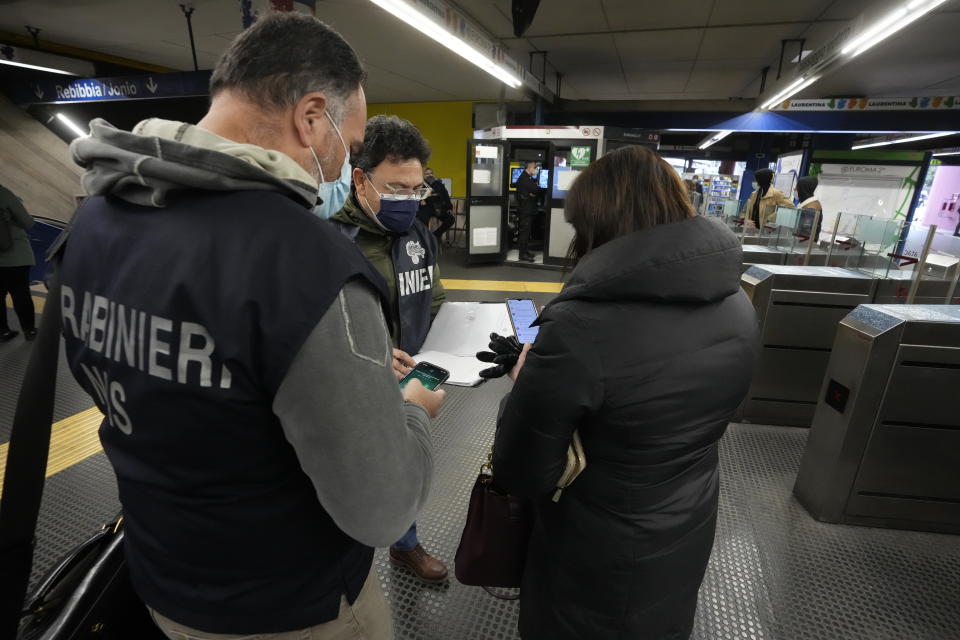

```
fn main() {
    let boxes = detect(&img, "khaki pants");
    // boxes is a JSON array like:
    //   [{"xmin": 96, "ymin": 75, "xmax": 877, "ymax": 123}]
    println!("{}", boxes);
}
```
[{"xmin": 149, "ymin": 567, "xmax": 393, "ymax": 640}]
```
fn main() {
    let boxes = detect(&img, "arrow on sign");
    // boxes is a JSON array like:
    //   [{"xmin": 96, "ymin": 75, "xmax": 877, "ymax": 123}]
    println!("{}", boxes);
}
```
[
  {"xmin": 145, "ymin": 77, "xmax": 158, "ymax": 94},
  {"xmin": 34, "ymin": 85, "xmax": 44, "ymax": 99}
]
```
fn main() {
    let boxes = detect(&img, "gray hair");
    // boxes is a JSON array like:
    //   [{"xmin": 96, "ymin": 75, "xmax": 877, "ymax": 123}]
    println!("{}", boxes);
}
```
[{"xmin": 209, "ymin": 12, "xmax": 365, "ymax": 123}]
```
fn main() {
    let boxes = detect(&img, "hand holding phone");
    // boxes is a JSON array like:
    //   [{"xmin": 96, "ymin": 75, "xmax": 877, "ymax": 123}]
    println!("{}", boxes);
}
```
[
  {"xmin": 506, "ymin": 298, "xmax": 540, "ymax": 344},
  {"xmin": 402, "ymin": 378, "xmax": 445, "ymax": 418},
  {"xmin": 400, "ymin": 361, "xmax": 449, "ymax": 390},
  {"xmin": 400, "ymin": 362, "xmax": 449, "ymax": 418}
]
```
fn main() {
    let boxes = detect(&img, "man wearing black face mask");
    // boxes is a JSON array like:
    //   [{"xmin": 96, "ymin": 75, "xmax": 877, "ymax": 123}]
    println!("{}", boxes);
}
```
[{"xmin": 331, "ymin": 115, "xmax": 449, "ymax": 584}]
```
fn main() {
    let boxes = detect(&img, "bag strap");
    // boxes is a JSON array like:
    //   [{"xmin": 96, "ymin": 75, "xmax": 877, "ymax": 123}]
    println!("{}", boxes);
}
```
[{"xmin": 0, "ymin": 230, "xmax": 68, "ymax": 638}]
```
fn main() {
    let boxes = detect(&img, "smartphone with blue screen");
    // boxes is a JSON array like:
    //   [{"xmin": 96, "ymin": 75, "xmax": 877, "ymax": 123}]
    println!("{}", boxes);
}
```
[
  {"xmin": 399, "ymin": 361, "xmax": 449, "ymax": 390},
  {"xmin": 506, "ymin": 298, "xmax": 540, "ymax": 344}
]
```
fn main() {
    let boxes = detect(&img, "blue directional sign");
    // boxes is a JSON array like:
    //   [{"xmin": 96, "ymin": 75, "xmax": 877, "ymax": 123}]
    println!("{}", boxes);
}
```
[{"xmin": 10, "ymin": 70, "xmax": 211, "ymax": 105}]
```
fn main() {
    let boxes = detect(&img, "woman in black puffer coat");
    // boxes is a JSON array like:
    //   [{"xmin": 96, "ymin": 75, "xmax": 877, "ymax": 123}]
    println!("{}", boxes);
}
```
[{"xmin": 493, "ymin": 145, "xmax": 759, "ymax": 640}]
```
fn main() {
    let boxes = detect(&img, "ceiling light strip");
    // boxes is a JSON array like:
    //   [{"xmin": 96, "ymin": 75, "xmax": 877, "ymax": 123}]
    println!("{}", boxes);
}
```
[
  {"xmin": 851, "ymin": 131, "xmax": 956, "ymax": 150},
  {"xmin": 760, "ymin": 75, "xmax": 820, "ymax": 110},
  {"xmin": 0, "ymin": 58, "xmax": 79, "ymax": 76},
  {"xmin": 56, "ymin": 113, "xmax": 87, "ymax": 138},
  {"xmin": 842, "ymin": 0, "xmax": 949, "ymax": 58},
  {"xmin": 367, "ymin": 0, "xmax": 522, "ymax": 88},
  {"xmin": 698, "ymin": 130, "xmax": 733, "ymax": 150}
]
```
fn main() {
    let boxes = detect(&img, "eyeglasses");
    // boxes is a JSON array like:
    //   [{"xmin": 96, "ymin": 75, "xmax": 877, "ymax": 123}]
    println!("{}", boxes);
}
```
[{"xmin": 365, "ymin": 173, "xmax": 432, "ymax": 201}]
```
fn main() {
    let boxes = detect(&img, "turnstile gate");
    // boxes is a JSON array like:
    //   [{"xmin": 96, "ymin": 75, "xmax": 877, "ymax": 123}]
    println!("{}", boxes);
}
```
[
  {"xmin": 739, "ymin": 265, "xmax": 876, "ymax": 426},
  {"xmin": 794, "ymin": 305, "xmax": 960, "ymax": 534}
]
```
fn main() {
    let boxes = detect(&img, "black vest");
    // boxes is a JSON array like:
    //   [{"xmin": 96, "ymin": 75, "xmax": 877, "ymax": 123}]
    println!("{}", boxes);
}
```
[
  {"xmin": 392, "ymin": 220, "xmax": 437, "ymax": 354},
  {"xmin": 335, "ymin": 219, "xmax": 437, "ymax": 355},
  {"xmin": 60, "ymin": 190, "xmax": 387, "ymax": 634}
]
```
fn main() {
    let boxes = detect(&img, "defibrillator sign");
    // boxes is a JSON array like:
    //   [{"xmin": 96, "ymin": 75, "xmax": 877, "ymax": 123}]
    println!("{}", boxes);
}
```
[{"xmin": 570, "ymin": 145, "xmax": 592, "ymax": 168}]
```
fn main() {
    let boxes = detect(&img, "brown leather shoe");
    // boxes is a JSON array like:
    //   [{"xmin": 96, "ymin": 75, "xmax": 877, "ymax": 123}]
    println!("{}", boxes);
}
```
[{"xmin": 389, "ymin": 544, "xmax": 448, "ymax": 584}]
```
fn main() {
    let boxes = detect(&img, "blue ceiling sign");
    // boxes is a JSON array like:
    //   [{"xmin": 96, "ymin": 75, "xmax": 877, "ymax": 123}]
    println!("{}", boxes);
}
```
[{"xmin": 9, "ymin": 70, "xmax": 211, "ymax": 105}]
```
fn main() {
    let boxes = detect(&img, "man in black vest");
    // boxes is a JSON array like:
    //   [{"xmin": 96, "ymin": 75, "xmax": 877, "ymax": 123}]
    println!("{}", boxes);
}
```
[
  {"xmin": 514, "ymin": 161, "xmax": 541, "ymax": 262},
  {"xmin": 417, "ymin": 167, "xmax": 455, "ymax": 243},
  {"xmin": 61, "ymin": 13, "xmax": 443, "ymax": 640},
  {"xmin": 331, "ymin": 115, "xmax": 448, "ymax": 583}
]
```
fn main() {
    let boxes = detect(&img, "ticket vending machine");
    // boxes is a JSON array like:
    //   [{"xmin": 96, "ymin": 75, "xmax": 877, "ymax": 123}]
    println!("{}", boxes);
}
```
[{"xmin": 465, "ymin": 126, "xmax": 602, "ymax": 267}]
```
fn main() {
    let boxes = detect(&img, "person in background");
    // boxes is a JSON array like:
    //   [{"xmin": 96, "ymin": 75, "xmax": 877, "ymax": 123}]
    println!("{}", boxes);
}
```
[
  {"xmin": 331, "ymin": 114, "xmax": 449, "ymax": 584},
  {"xmin": 0, "ymin": 183, "xmax": 37, "ymax": 342},
  {"xmin": 693, "ymin": 174, "xmax": 704, "ymax": 196},
  {"xmin": 741, "ymin": 168, "xmax": 793, "ymax": 229},
  {"xmin": 684, "ymin": 178, "xmax": 703, "ymax": 214},
  {"xmin": 514, "ymin": 161, "xmax": 540, "ymax": 262},
  {"xmin": 64, "ymin": 14, "xmax": 444, "ymax": 640},
  {"xmin": 418, "ymin": 167, "xmax": 455, "ymax": 244},
  {"xmin": 492, "ymin": 145, "xmax": 758, "ymax": 640},
  {"xmin": 796, "ymin": 176, "xmax": 823, "ymax": 241}
]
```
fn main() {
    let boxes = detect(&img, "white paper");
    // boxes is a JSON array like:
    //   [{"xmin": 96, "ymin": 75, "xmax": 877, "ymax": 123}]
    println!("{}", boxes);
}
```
[
  {"xmin": 415, "ymin": 302, "xmax": 513, "ymax": 386},
  {"xmin": 472, "ymin": 226, "xmax": 498, "ymax": 247},
  {"xmin": 474, "ymin": 145, "xmax": 500, "ymax": 159},
  {"xmin": 420, "ymin": 302, "xmax": 511, "ymax": 357},
  {"xmin": 556, "ymin": 169, "xmax": 580, "ymax": 191},
  {"xmin": 472, "ymin": 168, "xmax": 492, "ymax": 184}
]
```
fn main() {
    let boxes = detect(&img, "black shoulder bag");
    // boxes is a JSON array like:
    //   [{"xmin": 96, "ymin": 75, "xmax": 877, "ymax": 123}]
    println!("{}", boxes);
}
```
[{"xmin": 0, "ymin": 233, "xmax": 165, "ymax": 639}]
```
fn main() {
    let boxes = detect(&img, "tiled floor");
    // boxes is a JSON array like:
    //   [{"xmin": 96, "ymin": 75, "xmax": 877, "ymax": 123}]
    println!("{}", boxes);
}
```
[{"xmin": 4, "ymin": 294, "xmax": 959, "ymax": 639}]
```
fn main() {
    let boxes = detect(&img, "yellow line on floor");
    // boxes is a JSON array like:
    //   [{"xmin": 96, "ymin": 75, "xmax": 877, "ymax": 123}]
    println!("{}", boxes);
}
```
[
  {"xmin": 4, "ymin": 296, "xmax": 45, "ymax": 314},
  {"xmin": 0, "ymin": 407, "xmax": 103, "ymax": 499},
  {"xmin": 440, "ymin": 279, "xmax": 564, "ymax": 293}
]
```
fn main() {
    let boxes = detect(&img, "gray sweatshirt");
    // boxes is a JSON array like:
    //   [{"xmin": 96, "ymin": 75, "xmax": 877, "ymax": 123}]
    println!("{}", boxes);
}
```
[{"xmin": 71, "ymin": 118, "xmax": 433, "ymax": 547}]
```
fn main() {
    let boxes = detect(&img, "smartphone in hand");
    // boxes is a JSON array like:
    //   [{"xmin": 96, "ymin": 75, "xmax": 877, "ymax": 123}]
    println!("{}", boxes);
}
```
[
  {"xmin": 400, "ymin": 361, "xmax": 450, "ymax": 390},
  {"xmin": 506, "ymin": 298, "xmax": 540, "ymax": 344}
]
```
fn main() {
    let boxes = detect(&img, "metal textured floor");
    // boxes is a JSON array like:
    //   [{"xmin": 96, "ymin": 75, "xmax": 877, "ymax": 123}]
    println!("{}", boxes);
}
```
[{"xmin": 3, "ymin": 305, "xmax": 960, "ymax": 639}]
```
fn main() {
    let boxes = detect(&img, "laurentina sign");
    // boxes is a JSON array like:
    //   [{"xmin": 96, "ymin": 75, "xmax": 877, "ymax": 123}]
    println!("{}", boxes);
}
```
[{"xmin": 11, "ymin": 71, "xmax": 212, "ymax": 105}]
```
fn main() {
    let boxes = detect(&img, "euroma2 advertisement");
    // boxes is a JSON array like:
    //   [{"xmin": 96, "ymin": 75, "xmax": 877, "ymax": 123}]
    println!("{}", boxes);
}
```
[{"xmin": 808, "ymin": 161, "xmax": 921, "ymax": 235}]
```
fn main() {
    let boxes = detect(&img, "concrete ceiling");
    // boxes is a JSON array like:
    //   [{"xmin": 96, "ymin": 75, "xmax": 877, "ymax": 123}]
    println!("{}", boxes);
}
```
[{"xmin": 0, "ymin": 0, "xmax": 958, "ymax": 103}]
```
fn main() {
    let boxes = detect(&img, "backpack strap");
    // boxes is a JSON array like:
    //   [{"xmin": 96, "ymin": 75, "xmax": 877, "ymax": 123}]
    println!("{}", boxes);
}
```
[{"xmin": 0, "ymin": 228, "xmax": 69, "ymax": 637}]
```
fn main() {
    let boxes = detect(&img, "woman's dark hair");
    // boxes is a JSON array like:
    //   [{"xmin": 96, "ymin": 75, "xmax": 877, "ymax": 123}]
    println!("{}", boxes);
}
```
[
  {"xmin": 564, "ymin": 145, "xmax": 696, "ymax": 262},
  {"xmin": 353, "ymin": 115, "xmax": 431, "ymax": 173}
]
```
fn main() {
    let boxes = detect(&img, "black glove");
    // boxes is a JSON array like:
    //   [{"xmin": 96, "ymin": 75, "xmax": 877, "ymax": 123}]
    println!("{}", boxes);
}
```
[{"xmin": 476, "ymin": 332, "xmax": 522, "ymax": 379}]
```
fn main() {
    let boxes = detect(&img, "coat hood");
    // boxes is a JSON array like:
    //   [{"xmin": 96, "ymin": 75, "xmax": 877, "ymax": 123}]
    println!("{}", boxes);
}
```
[
  {"xmin": 552, "ymin": 216, "xmax": 743, "ymax": 306},
  {"xmin": 70, "ymin": 118, "xmax": 318, "ymax": 208}
]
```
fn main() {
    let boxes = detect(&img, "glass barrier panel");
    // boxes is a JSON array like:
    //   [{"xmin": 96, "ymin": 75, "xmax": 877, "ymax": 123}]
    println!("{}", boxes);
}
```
[
  {"xmin": 784, "ymin": 208, "xmax": 827, "ymax": 265},
  {"xmin": 769, "ymin": 206, "xmax": 800, "ymax": 253},
  {"xmin": 903, "ymin": 224, "xmax": 960, "ymax": 286},
  {"xmin": 923, "ymin": 231, "xmax": 960, "ymax": 303},
  {"xmin": 848, "ymin": 216, "xmax": 906, "ymax": 278},
  {"xmin": 822, "ymin": 212, "xmax": 873, "ymax": 268}
]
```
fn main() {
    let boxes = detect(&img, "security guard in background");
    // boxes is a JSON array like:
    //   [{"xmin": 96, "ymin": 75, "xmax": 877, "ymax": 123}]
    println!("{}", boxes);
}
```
[
  {"xmin": 331, "ymin": 114, "xmax": 448, "ymax": 584},
  {"xmin": 418, "ymin": 167, "xmax": 455, "ymax": 244},
  {"xmin": 514, "ymin": 161, "xmax": 541, "ymax": 262}
]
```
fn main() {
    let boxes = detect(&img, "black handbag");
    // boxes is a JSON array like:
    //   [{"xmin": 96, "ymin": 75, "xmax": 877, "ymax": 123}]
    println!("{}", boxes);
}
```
[
  {"xmin": 453, "ymin": 460, "xmax": 533, "ymax": 600},
  {"xmin": 0, "ymin": 234, "xmax": 166, "ymax": 639},
  {"xmin": 454, "ymin": 434, "xmax": 587, "ymax": 600}
]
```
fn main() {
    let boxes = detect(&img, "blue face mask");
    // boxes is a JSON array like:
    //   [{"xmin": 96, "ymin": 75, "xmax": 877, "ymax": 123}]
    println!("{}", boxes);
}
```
[
  {"xmin": 360, "ymin": 175, "xmax": 423, "ymax": 233},
  {"xmin": 313, "ymin": 152, "xmax": 351, "ymax": 220},
  {"xmin": 309, "ymin": 112, "xmax": 351, "ymax": 220},
  {"xmin": 373, "ymin": 199, "xmax": 420, "ymax": 233}
]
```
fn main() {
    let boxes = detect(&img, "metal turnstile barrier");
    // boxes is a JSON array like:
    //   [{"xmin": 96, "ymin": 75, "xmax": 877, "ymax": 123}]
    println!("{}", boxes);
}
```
[
  {"xmin": 739, "ymin": 265, "xmax": 877, "ymax": 426},
  {"xmin": 794, "ymin": 305, "xmax": 960, "ymax": 534},
  {"xmin": 737, "ymin": 218, "xmax": 960, "ymax": 427}
]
